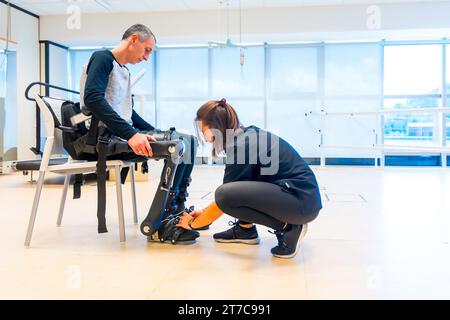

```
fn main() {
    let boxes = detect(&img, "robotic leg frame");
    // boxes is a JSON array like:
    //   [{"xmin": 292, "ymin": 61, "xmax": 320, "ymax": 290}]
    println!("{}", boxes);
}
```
[{"xmin": 140, "ymin": 140, "xmax": 183, "ymax": 236}]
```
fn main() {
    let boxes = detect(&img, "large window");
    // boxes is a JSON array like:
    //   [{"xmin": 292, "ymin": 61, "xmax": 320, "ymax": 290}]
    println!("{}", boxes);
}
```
[
  {"xmin": 385, "ymin": 45, "xmax": 442, "ymax": 95},
  {"xmin": 211, "ymin": 46, "xmax": 264, "ymax": 128},
  {"xmin": 384, "ymin": 98, "xmax": 439, "ymax": 145},
  {"xmin": 126, "ymin": 55, "xmax": 155, "ymax": 125},
  {"xmin": 267, "ymin": 99, "xmax": 321, "ymax": 157},
  {"xmin": 0, "ymin": 50, "xmax": 17, "ymax": 162},
  {"xmin": 446, "ymin": 45, "xmax": 450, "ymax": 142},
  {"xmin": 447, "ymin": 100, "xmax": 450, "ymax": 144},
  {"xmin": 156, "ymin": 47, "xmax": 208, "ymax": 133},
  {"xmin": 324, "ymin": 43, "xmax": 381, "ymax": 157},
  {"xmin": 70, "ymin": 49, "xmax": 95, "ymax": 92},
  {"xmin": 157, "ymin": 48, "xmax": 208, "ymax": 100},
  {"xmin": 211, "ymin": 47, "xmax": 265, "ymax": 129},
  {"xmin": 211, "ymin": 47, "xmax": 264, "ymax": 98},
  {"xmin": 0, "ymin": 52, "xmax": 6, "ymax": 163},
  {"xmin": 267, "ymin": 45, "xmax": 321, "ymax": 156},
  {"xmin": 66, "ymin": 40, "xmax": 450, "ymax": 164},
  {"xmin": 325, "ymin": 43, "xmax": 380, "ymax": 97},
  {"xmin": 384, "ymin": 44, "xmax": 442, "ymax": 146},
  {"xmin": 0, "ymin": 52, "xmax": 5, "ymax": 97},
  {"xmin": 270, "ymin": 46, "xmax": 318, "ymax": 96}
]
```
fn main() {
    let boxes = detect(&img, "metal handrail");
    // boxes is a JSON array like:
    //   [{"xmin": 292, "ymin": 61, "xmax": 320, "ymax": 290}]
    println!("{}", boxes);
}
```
[
  {"xmin": 25, "ymin": 82, "xmax": 79, "ymax": 101},
  {"xmin": 305, "ymin": 107, "xmax": 450, "ymax": 117}
]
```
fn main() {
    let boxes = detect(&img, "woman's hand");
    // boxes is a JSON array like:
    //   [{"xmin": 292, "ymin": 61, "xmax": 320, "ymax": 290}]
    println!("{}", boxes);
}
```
[
  {"xmin": 190, "ymin": 210, "xmax": 203, "ymax": 218},
  {"xmin": 176, "ymin": 212, "xmax": 195, "ymax": 230},
  {"xmin": 176, "ymin": 210, "xmax": 204, "ymax": 230}
]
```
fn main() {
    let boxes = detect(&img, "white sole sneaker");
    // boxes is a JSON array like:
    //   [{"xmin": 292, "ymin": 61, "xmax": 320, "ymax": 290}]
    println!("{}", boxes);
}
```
[
  {"xmin": 273, "ymin": 223, "xmax": 308, "ymax": 259},
  {"xmin": 214, "ymin": 237, "xmax": 261, "ymax": 245}
]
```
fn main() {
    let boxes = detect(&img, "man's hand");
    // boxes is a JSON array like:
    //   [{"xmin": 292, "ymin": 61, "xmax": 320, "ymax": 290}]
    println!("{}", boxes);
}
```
[{"xmin": 128, "ymin": 133, "xmax": 156, "ymax": 157}]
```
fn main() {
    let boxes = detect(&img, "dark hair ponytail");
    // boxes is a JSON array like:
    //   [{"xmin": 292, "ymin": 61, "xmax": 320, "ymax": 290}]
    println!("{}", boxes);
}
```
[{"xmin": 196, "ymin": 99, "xmax": 241, "ymax": 156}]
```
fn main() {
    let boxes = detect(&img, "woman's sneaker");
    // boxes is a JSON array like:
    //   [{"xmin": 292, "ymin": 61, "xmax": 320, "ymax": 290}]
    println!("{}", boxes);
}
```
[
  {"xmin": 213, "ymin": 221, "xmax": 260, "ymax": 245},
  {"xmin": 270, "ymin": 224, "xmax": 308, "ymax": 259}
]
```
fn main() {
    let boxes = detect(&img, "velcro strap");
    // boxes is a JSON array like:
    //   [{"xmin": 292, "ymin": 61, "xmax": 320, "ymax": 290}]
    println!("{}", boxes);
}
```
[
  {"xmin": 73, "ymin": 174, "xmax": 84, "ymax": 199},
  {"xmin": 96, "ymin": 134, "xmax": 110, "ymax": 234},
  {"xmin": 120, "ymin": 167, "xmax": 130, "ymax": 184}
]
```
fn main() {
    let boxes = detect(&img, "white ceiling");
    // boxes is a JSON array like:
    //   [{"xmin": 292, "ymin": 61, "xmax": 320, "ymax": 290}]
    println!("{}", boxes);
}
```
[{"xmin": 7, "ymin": 0, "xmax": 450, "ymax": 16}]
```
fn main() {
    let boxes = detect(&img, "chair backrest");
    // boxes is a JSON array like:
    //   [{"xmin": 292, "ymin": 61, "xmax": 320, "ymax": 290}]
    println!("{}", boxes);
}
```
[
  {"xmin": 37, "ymin": 93, "xmax": 95, "ymax": 157},
  {"xmin": 34, "ymin": 94, "xmax": 90, "ymax": 170},
  {"xmin": 36, "ymin": 95, "xmax": 70, "ymax": 156},
  {"xmin": 60, "ymin": 101, "xmax": 90, "ymax": 159}
]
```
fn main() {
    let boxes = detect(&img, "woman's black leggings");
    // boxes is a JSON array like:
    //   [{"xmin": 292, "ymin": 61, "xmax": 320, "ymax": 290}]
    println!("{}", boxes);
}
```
[{"xmin": 215, "ymin": 181, "xmax": 319, "ymax": 231}]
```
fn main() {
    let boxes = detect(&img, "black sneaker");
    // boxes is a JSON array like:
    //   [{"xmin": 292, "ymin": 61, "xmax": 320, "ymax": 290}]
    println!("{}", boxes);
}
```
[
  {"xmin": 148, "ymin": 213, "xmax": 200, "ymax": 245},
  {"xmin": 270, "ymin": 224, "xmax": 308, "ymax": 259},
  {"xmin": 213, "ymin": 221, "xmax": 260, "ymax": 245}
]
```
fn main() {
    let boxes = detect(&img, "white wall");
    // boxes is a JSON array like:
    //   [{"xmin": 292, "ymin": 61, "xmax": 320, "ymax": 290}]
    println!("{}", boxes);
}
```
[
  {"xmin": 39, "ymin": 2, "xmax": 450, "ymax": 47},
  {"xmin": 0, "ymin": 3, "xmax": 40, "ymax": 161}
]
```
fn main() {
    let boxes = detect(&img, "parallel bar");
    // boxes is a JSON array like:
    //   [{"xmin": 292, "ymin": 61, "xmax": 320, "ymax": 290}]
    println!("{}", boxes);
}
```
[
  {"xmin": 384, "ymin": 39, "xmax": 450, "ymax": 46},
  {"xmin": 384, "ymin": 94, "xmax": 441, "ymax": 99},
  {"xmin": 307, "ymin": 107, "xmax": 450, "ymax": 116},
  {"xmin": 320, "ymin": 144, "xmax": 450, "ymax": 153}
]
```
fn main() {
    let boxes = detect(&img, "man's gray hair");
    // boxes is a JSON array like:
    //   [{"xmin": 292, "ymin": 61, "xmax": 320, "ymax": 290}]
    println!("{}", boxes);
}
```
[{"xmin": 122, "ymin": 24, "xmax": 156, "ymax": 42}]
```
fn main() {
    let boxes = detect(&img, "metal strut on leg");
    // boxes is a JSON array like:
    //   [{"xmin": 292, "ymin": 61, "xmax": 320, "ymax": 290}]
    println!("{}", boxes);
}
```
[{"xmin": 140, "ymin": 140, "xmax": 184, "ymax": 236}]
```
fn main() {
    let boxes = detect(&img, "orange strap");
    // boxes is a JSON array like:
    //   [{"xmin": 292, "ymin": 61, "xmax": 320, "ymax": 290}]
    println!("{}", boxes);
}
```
[{"xmin": 191, "ymin": 201, "xmax": 223, "ymax": 229}]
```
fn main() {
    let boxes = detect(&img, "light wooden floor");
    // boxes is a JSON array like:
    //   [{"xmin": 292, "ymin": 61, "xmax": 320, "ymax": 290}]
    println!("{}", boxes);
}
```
[{"xmin": 1, "ymin": 164, "xmax": 450, "ymax": 299}]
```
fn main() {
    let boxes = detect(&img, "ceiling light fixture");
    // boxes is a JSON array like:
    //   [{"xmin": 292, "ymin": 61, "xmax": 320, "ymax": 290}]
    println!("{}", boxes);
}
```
[{"xmin": 208, "ymin": 0, "xmax": 246, "ymax": 66}]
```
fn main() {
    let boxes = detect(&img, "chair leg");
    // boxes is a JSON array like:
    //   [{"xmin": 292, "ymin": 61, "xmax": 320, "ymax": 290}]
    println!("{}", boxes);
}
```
[
  {"xmin": 130, "ymin": 166, "xmax": 138, "ymax": 224},
  {"xmin": 57, "ymin": 175, "xmax": 71, "ymax": 226},
  {"xmin": 24, "ymin": 171, "xmax": 46, "ymax": 247},
  {"xmin": 115, "ymin": 165, "xmax": 126, "ymax": 242}
]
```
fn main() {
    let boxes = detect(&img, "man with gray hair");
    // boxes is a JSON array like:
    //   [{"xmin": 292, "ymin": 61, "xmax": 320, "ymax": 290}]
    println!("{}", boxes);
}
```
[{"xmin": 79, "ymin": 24, "xmax": 199, "ymax": 244}]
